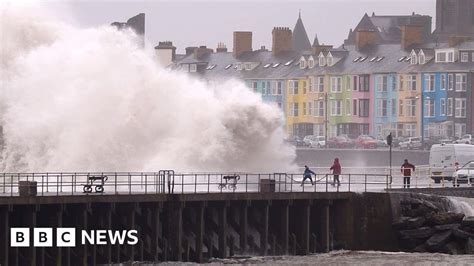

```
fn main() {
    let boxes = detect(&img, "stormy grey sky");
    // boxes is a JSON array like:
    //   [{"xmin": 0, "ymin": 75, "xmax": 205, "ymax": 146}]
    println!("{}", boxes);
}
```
[{"xmin": 40, "ymin": 0, "xmax": 436, "ymax": 53}]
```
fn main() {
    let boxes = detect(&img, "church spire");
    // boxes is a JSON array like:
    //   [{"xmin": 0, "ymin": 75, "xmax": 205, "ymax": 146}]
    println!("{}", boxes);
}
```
[{"xmin": 292, "ymin": 11, "xmax": 311, "ymax": 51}]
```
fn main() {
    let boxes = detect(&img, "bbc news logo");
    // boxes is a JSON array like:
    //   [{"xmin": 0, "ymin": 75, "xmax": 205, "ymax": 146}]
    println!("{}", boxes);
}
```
[{"xmin": 10, "ymin": 228, "xmax": 138, "ymax": 247}]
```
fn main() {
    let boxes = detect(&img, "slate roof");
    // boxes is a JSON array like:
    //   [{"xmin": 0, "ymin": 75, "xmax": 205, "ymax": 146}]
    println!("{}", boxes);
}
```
[
  {"xmin": 173, "ymin": 40, "xmax": 474, "ymax": 81},
  {"xmin": 345, "ymin": 13, "xmax": 432, "ymax": 45},
  {"xmin": 292, "ymin": 13, "xmax": 312, "ymax": 52}
]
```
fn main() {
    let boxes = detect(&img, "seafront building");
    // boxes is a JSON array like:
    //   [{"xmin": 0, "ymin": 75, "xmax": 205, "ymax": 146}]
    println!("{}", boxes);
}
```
[{"xmin": 158, "ymin": 0, "xmax": 474, "ymax": 140}]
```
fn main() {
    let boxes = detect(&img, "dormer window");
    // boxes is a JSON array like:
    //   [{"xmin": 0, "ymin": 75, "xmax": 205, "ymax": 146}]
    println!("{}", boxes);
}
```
[
  {"xmin": 326, "ymin": 52, "xmax": 333, "ymax": 66},
  {"xmin": 418, "ymin": 50, "xmax": 425, "ymax": 65},
  {"xmin": 236, "ymin": 64, "xmax": 242, "ymax": 71},
  {"xmin": 461, "ymin": 52, "xmax": 468, "ymax": 62},
  {"xmin": 410, "ymin": 50, "xmax": 417, "ymax": 65},
  {"xmin": 318, "ymin": 52, "xmax": 326, "ymax": 66},
  {"xmin": 190, "ymin": 64, "xmax": 197, "ymax": 72},
  {"xmin": 245, "ymin": 63, "xmax": 251, "ymax": 70},
  {"xmin": 308, "ymin": 56, "xmax": 315, "ymax": 68},
  {"xmin": 435, "ymin": 49, "xmax": 457, "ymax": 63},
  {"xmin": 299, "ymin": 56, "xmax": 307, "ymax": 69}
]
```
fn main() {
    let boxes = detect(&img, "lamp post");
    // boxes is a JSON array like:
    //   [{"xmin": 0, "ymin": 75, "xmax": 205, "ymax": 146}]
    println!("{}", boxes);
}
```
[
  {"xmin": 319, "ymin": 93, "xmax": 329, "ymax": 149},
  {"xmin": 387, "ymin": 132, "xmax": 393, "ymax": 184}
]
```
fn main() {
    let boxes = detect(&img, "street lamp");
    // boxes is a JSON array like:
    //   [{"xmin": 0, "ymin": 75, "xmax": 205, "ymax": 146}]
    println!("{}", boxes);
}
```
[{"xmin": 319, "ymin": 93, "xmax": 329, "ymax": 149}]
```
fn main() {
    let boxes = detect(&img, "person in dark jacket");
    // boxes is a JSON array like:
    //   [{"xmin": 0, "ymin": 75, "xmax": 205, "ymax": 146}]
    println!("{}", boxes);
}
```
[
  {"xmin": 401, "ymin": 159, "xmax": 415, "ymax": 188},
  {"xmin": 330, "ymin": 158, "xmax": 342, "ymax": 187},
  {"xmin": 302, "ymin": 165, "xmax": 315, "ymax": 186}
]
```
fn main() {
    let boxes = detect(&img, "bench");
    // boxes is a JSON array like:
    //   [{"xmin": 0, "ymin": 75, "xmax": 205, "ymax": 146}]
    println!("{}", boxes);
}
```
[{"xmin": 83, "ymin": 175, "xmax": 108, "ymax": 193}]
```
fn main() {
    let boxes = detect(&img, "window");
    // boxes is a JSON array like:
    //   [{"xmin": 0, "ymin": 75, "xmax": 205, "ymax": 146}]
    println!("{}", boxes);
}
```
[
  {"xmin": 376, "ymin": 75, "xmax": 388, "ymax": 92},
  {"xmin": 252, "ymin": 81, "xmax": 258, "ymax": 92},
  {"xmin": 346, "ymin": 99, "xmax": 351, "ymax": 115},
  {"xmin": 391, "ymin": 99, "xmax": 396, "ymax": 116},
  {"xmin": 317, "ymin": 76, "xmax": 324, "ymax": 92},
  {"xmin": 289, "ymin": 103, "xmax": 299, "ymax": 117},
  {"xmin": 318, "ymin": 53, "xmax": 325, "ymax": 66},
  {"xmin": 472, "ymin": 52, "xmax": 474, "ymax": 62},
  {"xmin": 406, "ymin": 99, "xmax": 416, "ymax": 117},
  {"xmin": 245, "ymin": 63, "xmax": 252, "ymax": 70},
  {"xmin": 308, "ymin": 57, "xmax": 315, "ymax": 68},
  {"xmin": 262, "ymin": 81, "xmax": 266, "ymax": 95},
  {"xmin": 399, "ymin": 75, "xmax": 404, "ymax": 91},
  {"xmin": 461, "ymin": 52, "xmax": 469, "ymax": 62},
  {"xmin": 455, "ymin": 124, "xmax": 466, "ymax": 138},
  {"xmin": 302, "ymin": 81, "xmax": 307, "ymax": 94},
  {"xmin": 359, "ymin": 75, "xmax": 370, "ymax": 92},
  {"xmin": 308, "ymin": 102, "xmax": 313, "ymax": 116},
  {"xmin": 448, "ymin": 52, "xmax": 454, "ymax": 62},
  {"xmin": 330, "ymin": 100, "xmax": 342, "ymax": 116},
  {"xmin": 359, "ymin": 99, "xmax": 370, "ymax": 117},
  {"xmin": 419, "ymin": 51, "xmax": 425, "ymax": 64},
  {"xmin": 440, "ymin": 98, "xmax": 446, "ymax": 116},
  {"xmin": 447, "ymin": 98, "xmax": 453, "ymax": 116},
  {"xmin": 266, "ymin": 81, "xmax": 271, "ymax": 94},
  {"xmin": 308, "ymin": 77, "xmax": 314, "ymax": 93},
  {"xmin": 425, "ymin": 74, "xmax": 435, "ymax": 92},
  {"xmin": 288, "ymin": 80, "xmax": 298, "ymax": 95},
  {"xmin": 331, "ymin": 77, "xmax": 342, "ymax": 92},
  {"xmin": 399, "ymin": 100, "xmax": 404, "ymax": 116},
  {"xmin": 236, "ymin": 64, "xmax": 243, "ymax": 70},
  {"xmin": 353, "ymin": 99, "xmax": 358, "ymax": 116},
  {"xmin": 440, "ymin": 74, "xmax": 446, "ymax": 90},
  {"xmin": 327, "ymin": 55, "xmax": 333, "ymax": 66},
  {"xmin": 377, "ymin": 99, "xmax": 388, "ymax": 117},
  {"xmin": 410, "ymin": 51, "xmax": 418, "ymax": 65},
  {"xmin": 436, "ymin": 52, "xmax": 446, "ymax": 62},
  {"xmin": 316, "ymin": 100, "xmax": 325, "ymax": 117},
  {"xmin": 455, "ymin": 98, "xmax": 466, "ymax": 118},
  {"xmin": 190, "ymin": 64, "xmax": 197, "ymax": 72},
  {"xmin": 277, "ymin": 81, "xmax": 282, "ymax": 95},
  {"xmin": 408, "ymin": 75, "xmax": 417, "ymax": 91},
  {"xmin": 299, "ymin": 57, "xmax": 306, "ymax": 69},
  {"xmin": 448, "ymin": 74, "xmax": 454, "ymax": 91},
  {"xmin": 424, "ymin": 99, "xmax": 435, "ymax": 117},
  {"xmin": 303, "ymin": 102, "xmax": 307, "ymax": 116},
  {"xmin": 405, "ymin": 124, "xmax": 416, "ymax": 137},
  {"xmin": 345, "ymin": 76, "xmax": 352, "ymax": 91},
  {"xmin": 455, "ymin": 73, "xmax": 467, "ymax": 91}
]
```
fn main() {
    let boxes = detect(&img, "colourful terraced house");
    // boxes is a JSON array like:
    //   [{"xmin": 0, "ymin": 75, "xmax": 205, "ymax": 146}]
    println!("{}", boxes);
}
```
[{"xmin": 170, "ymin": 5, "xmax": 474, "ymax": 140}]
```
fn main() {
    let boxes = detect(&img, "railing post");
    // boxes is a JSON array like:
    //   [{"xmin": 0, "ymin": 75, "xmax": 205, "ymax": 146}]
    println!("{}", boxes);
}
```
[
  {"xmin": 182, "ymin": 174, "xmax": 184, "ymax": 194},
  {"xmin": 348, "ymin": 174, "xmax": 351, "ymax": 192},
  {"xmin": 145, "ymin": 174, "xmax": 148, "ymax": 194},
  {"xmin": 325, "ymin": 174, "xmax": 328, "ymax": 192},
  {"xmin": 194, "ymin": 174, "xmax": 197, "ymax": 194},
  {"xmin": 364, "ymin": 174, "xmax": 367, "ymax": 192},
  {"xmin": 115, "ymin": 173, "xmax": 118, "ymax": 194},
  {"xmin": 207, "ymin": 174, "xmax": 210, "ymax": 193}
]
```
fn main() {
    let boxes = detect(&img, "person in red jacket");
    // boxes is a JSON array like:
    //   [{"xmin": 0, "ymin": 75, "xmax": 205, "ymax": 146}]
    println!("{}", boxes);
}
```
[
  {"xmin": 401, "ymin": 159, "xmax": 415, "ymax": 188},
  {"xmin": 330, "ymin": 158, "xmax": 342, "ymax": 187}
]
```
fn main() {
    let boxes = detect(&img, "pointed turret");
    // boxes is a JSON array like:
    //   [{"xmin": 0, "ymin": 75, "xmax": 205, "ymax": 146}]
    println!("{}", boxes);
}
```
[
  {"xmin": 312, "ymin": 34, "xmax": 320, "ymax": 47},
  {"xmin": 292, "ymin": 11, "xmax": 312, "ymax": 51}
]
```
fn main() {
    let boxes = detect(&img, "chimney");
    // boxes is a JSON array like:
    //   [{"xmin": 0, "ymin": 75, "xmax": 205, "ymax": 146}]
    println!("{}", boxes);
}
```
[
  {"xmin": 401, "ymin": 25, "xmax": 423, "ymax": 49},
  {"xmin": 216, "ymin": 42, "xmax": 228, "ymax": 53},
  {"xmin": 355, "ymin": 29, "xmax": 378, "ymax": 51},
  {"xmin": 154, "ymin": 41, "xmax": 176, "ymax": 66},
  {"xmin": 272, "ymin": 27, "xmax": 292, "ymax": 55},
  {"xmin": 185, "ymin": 47, "xmax": 197, "ymax": 56},
  {"xmin": 233, "ymin": 31, "xmax": 252, "ymax": 58},
  {"xmin": 194, "ymin": 45, "xmax": 213, "ymax": 60},
  {"xmin": 448, "ymin": 36, "xmax": 471, "ymax": 47},
  {"xmin": 312, "ymin": 44, "xmax": 333, "ymax": 55}
]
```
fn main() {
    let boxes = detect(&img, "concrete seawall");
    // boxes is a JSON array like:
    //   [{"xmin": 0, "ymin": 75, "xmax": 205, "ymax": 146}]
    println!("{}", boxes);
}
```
[{"xmin": 0, "ymin": 192, "xmax": 398, "ymax": 265}]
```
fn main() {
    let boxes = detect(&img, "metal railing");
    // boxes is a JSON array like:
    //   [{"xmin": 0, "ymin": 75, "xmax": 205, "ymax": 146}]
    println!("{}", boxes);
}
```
[{"xmin": 0, "ymin": 165, "xmax": 469, "ymax": 197}]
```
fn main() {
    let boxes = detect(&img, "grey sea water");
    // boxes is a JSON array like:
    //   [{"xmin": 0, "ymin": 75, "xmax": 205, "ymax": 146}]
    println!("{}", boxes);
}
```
[{"xmin": 136, "ymin": 250, "xmax": 474, "ymax": 265}]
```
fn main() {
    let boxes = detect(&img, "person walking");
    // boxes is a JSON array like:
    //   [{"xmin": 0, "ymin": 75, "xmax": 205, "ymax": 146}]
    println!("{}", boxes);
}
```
[
  {"xmin": 401, "ymin": 159, "xmax": 415, "ymax": 189},
  {"xmin": 330, "ymin": 158, "xmax": 341, "ymax": 187},
  {"xmin": 302, "ymin": 165, "xmax": 315, "ymax": 186}
]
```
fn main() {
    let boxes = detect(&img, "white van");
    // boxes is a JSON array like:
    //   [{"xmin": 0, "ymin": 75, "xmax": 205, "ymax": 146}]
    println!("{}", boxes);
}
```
[{"xmin": 429, "ymin": 144, "xmax": 474, "ymax": 183}]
